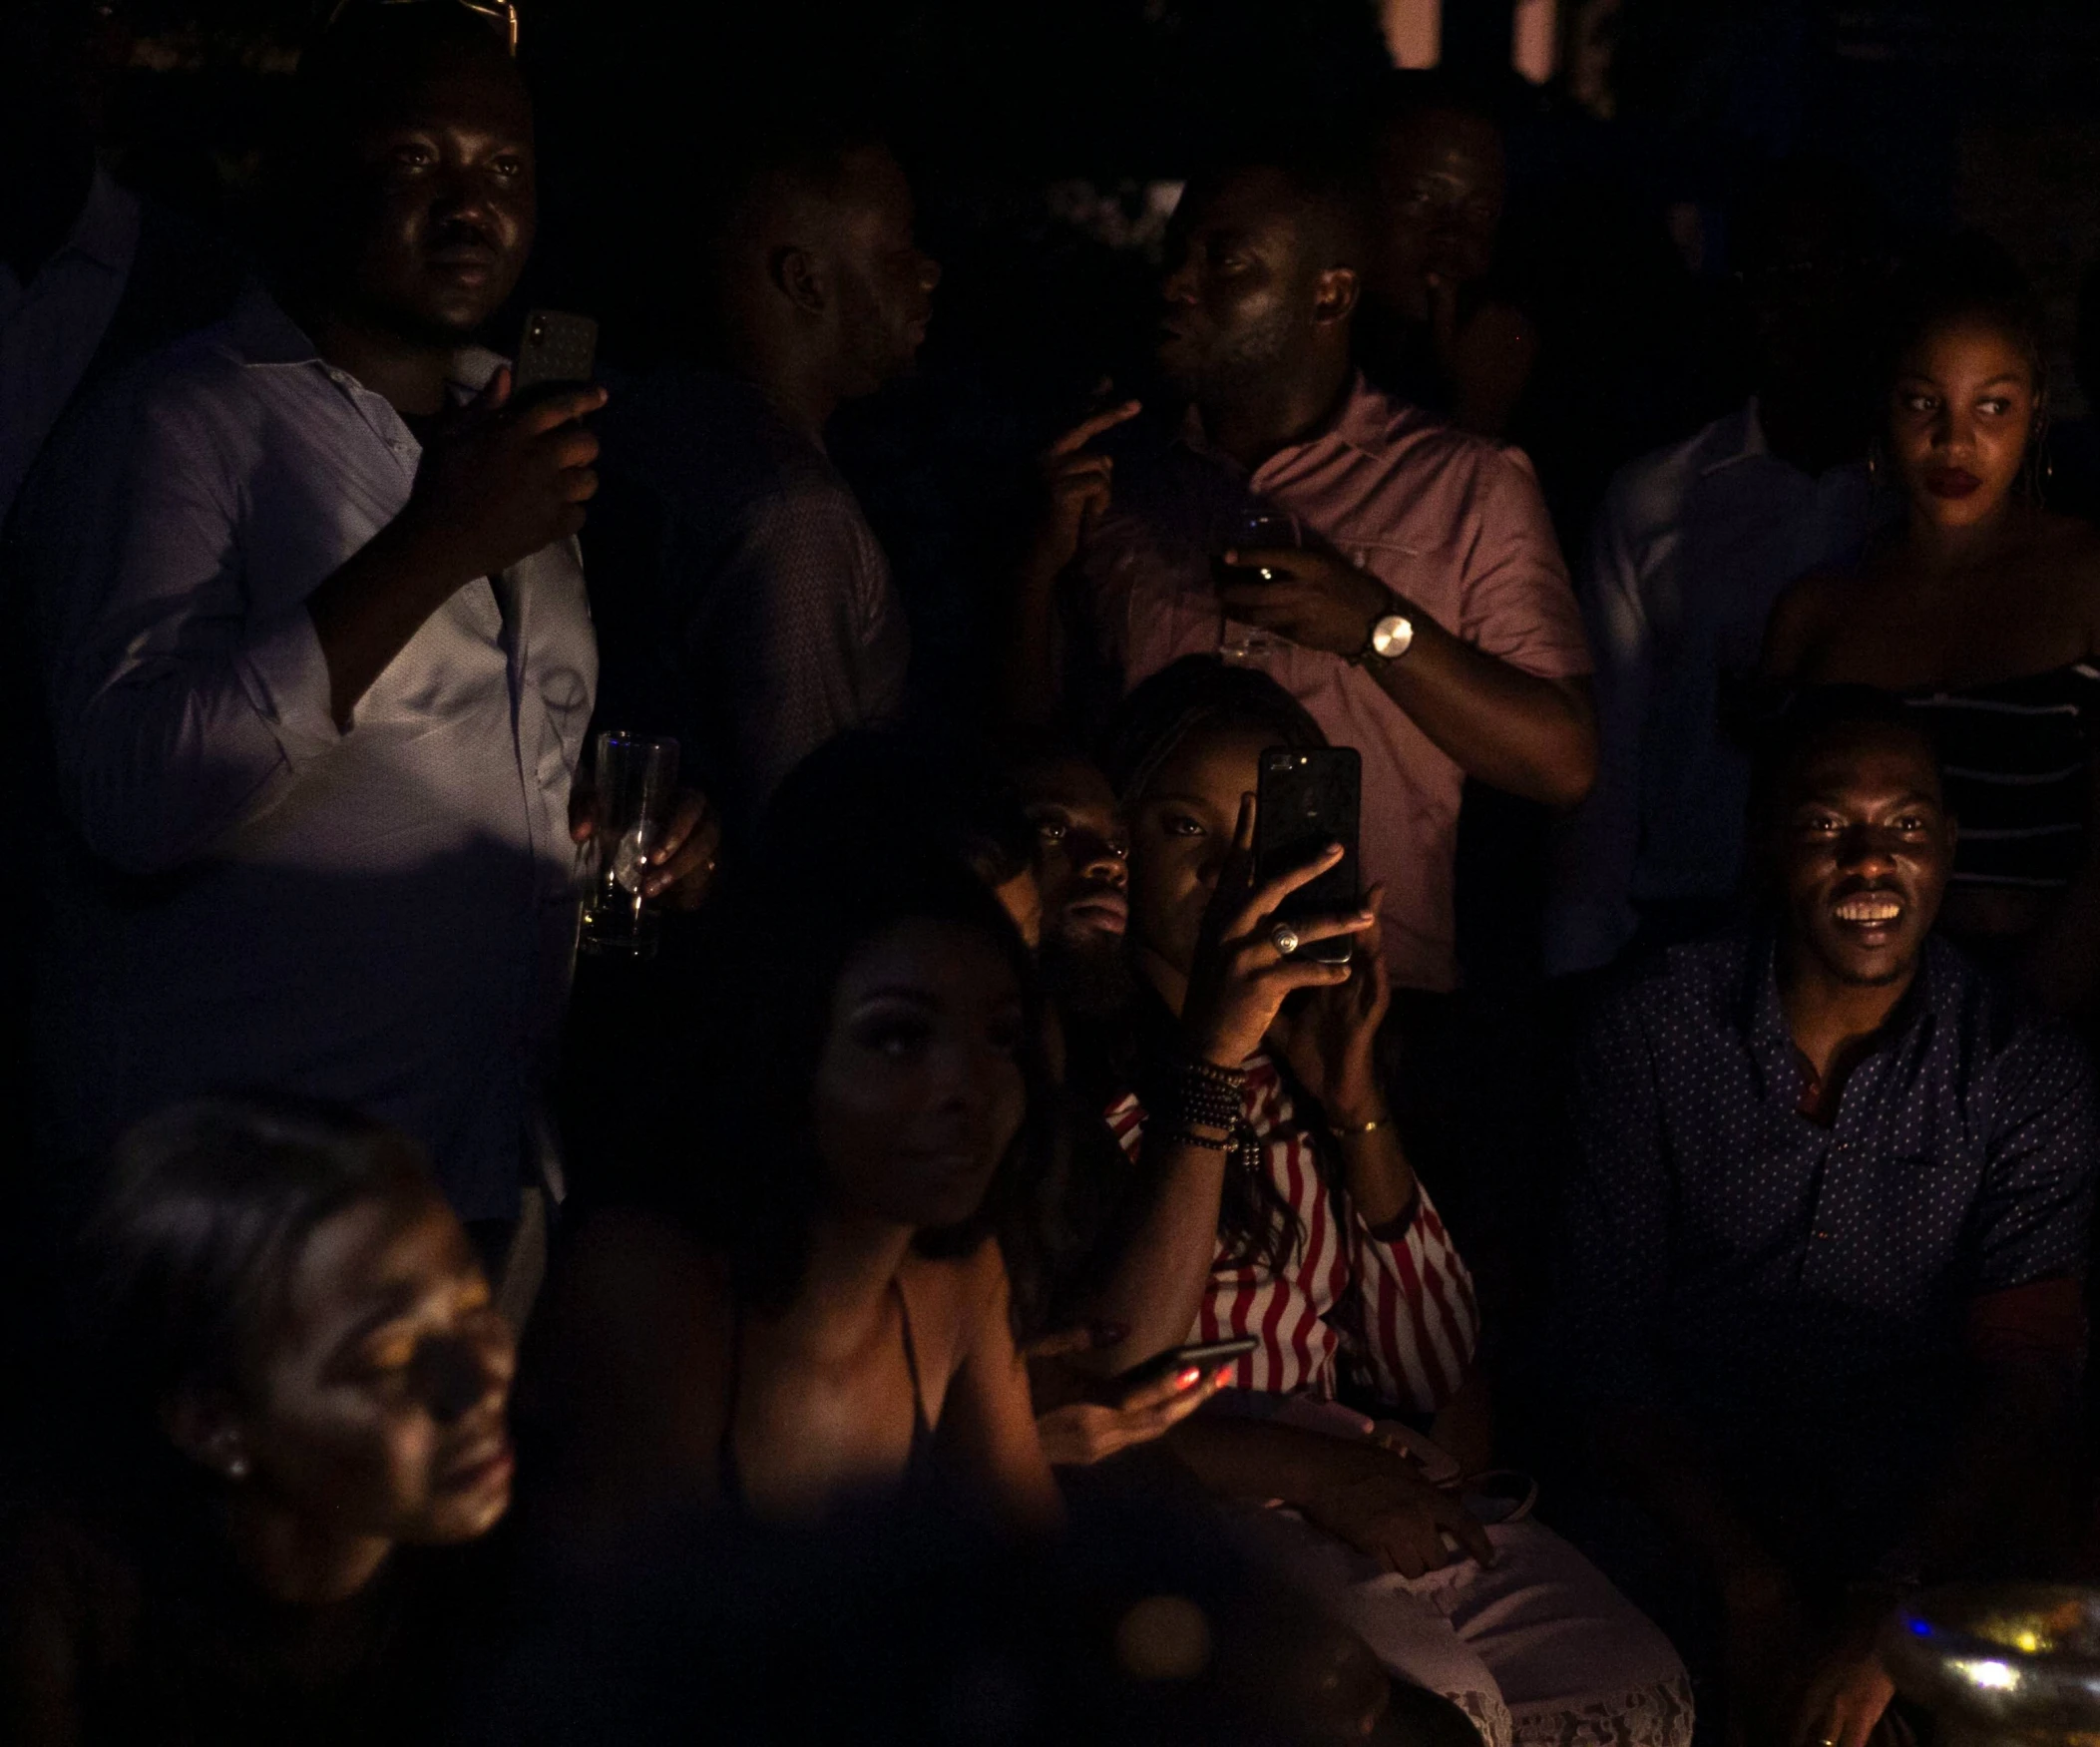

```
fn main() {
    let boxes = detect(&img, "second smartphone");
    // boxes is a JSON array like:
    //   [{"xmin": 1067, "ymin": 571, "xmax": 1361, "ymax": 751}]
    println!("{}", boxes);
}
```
[{"xmin": 1254, "ymin": 745, "xmax": 1363, "ymax": 967}]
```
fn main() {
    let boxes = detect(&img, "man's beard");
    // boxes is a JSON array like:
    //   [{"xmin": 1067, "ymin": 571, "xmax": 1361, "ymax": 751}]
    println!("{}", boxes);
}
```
[
  {"xmin": 1041, "ymin": 925, "xmax": 1137, "ymax": 1018},
  {"xmin": 1166, "ymin": 307, "xmax": 1299, "ymax": 404}
]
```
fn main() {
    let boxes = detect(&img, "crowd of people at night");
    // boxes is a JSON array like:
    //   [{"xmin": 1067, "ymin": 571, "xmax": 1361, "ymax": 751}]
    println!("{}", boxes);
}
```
[{"xmin": 2, "ymin": 0, "xmax": 2099, "ymax": 1742}]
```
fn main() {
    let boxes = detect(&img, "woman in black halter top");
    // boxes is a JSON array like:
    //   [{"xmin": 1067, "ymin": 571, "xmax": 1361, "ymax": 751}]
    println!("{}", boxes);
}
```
[
  {"xmin": 523, "ymin": 853, "xmax": 1061, "ymax": 1531},
  {"xmin": 1763, "ymin": 241, "xmax": 2100, "ymax": 1015}
]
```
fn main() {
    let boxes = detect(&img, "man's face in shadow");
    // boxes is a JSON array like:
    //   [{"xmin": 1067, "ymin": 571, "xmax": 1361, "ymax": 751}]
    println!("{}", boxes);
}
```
[
  {"xmin": 317, "ymin": 40, "xmax": 536, "ymax": 347},
  {"xmin": 1370, "ymin": 108, "xmax": 1505, "ymax": 323},
  {"xmin": 1774, "ymin": 722, "xmax": 1953, "ymax": 990},
  {"xmin": 1741, "ymin": 188, "xmax": 1887, "ymax": 392},
  {"xmin": 1157, "ymin": 167, "xmax": 1342, "ymax": 406},
  {"xmin": 824, "ymin": 145, "xmax": 941, "ymax": 399},
  {"xmin": 1015, "ymin": 753, "xmax": 1133, "ymax": 1016}
]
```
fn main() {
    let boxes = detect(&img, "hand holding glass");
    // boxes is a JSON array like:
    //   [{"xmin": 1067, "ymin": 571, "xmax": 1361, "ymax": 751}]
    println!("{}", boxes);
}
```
[
  {"xmin": 1213, "ymin": 510, "xmax": 1301, "ymax": 665},
  {"xmin": 578, "ymin": 730, "xmax": 679, "ymax": 959}
]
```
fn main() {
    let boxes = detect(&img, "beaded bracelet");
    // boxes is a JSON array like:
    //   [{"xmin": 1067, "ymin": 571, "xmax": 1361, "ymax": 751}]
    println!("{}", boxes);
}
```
[
  {"xmin": 1155, "ymin": 1057, "xmax": 1244, "ymax": 1134},
  {"xmin": 1155, "ymin": 1124, "xmax": 1233, "ymax": 1154}
]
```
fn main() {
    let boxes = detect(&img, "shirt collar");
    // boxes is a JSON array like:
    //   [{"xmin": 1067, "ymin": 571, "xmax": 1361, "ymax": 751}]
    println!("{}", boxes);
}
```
[
  {"xmin": 1740, "ymin": 923, "xmax": 1948, "ymax": 1105},
  {"xmin": 68, "ymin": 169, "xmax": 141, "ymax": 273},
  {"xmin": 227, "ymin": 281, "xmax": 506, "ymax": 397},
  {"xmin": 1179, "ymin": 370, "xmax": 1387, "ymax": 476},
  {"xmin": 1697, "ymin": 398, "xmax": 1769, "ymax": 477}
]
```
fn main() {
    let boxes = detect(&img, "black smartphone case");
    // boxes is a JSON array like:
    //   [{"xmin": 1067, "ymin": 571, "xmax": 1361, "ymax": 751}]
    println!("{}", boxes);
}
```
[
  {"xmin": 1255, "ymin": 747, "xmax": 1363, "ymax": 956},
  {"xmin": 514, "ymin": 309, "xmax": 600, "ymax": 392}
]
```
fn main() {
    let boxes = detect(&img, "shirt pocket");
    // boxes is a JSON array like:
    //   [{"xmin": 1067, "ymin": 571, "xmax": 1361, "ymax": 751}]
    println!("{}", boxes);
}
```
[
  {"xmin": 1855, "ymin": 1149, "xmax": 1979, "ymax": 1306},
  {"xmin": 1335, "ymin": 537, "xmax": 1451, "ymax": 627}
]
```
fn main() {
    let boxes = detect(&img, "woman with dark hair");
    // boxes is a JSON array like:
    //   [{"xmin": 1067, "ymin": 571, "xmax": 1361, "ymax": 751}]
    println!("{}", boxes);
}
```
[
  {"xmin": 1763, "ymin": 240, "xmax": 2100, "ymax": 1013},
  {"xmin": 523, "ymin": 848, "xmax": 1062, "ymax": 1529},
  {"xmin": 0, "ymin": 1097, "xmax": 516, "ymax": 1746},
  {"xmin": 1080, "ymin": 655, "xmax": 1692, "ymax": 1747}
]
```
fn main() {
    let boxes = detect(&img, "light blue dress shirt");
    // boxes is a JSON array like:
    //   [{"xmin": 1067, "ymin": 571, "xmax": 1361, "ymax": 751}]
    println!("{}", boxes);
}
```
[{"xmin": 16, "ymin": 284, "xmax": 597, "ymax": 1219}]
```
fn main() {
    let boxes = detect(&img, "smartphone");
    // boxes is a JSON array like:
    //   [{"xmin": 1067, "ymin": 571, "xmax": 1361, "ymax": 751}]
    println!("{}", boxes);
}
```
[
  {"xmin": 513, "ymin": 308, "xmax": 600, "ymax": 395},
  {"xmin": 1113, "ymin": 1336, "xmax": 1259, "ymax": 1392},
  {"xmin": 1255, "ymin": 745, "xmax": 1363, "ymax": 967}
]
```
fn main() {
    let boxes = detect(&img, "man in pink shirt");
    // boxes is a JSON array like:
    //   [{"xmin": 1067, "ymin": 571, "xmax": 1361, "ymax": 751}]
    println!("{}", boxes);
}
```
[{"xmin": 1017, "ymin": 145, "xmax": 1595, "ymax": 994}]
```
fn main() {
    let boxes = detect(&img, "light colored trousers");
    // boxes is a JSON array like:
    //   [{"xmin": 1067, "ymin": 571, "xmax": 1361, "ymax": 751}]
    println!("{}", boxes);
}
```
[{"xmin": 1232, "ymin": 1507, "xmax": 1695, "ymax": 1747}]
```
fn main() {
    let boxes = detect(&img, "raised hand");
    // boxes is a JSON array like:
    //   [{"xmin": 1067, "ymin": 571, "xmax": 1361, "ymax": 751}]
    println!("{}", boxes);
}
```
[
  {"xmin": 399, "ymin": 368, "xmax": 607, "ymax": 583},
  {"xmin": 1181, "ymin": 794, "xmax": 1378, "ymax": 1070},
  {"xmin": 1022, "ymin": 393, "xmax": 1142, "ymax": 584}
]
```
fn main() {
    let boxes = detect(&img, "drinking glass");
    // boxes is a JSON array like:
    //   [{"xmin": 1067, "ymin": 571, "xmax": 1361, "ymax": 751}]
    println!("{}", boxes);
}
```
[
  {"xmin": 1212, "ymin": 509, "xmax": 1301, "ymax": 665},
  {"xmin": 578, "ymin": 729, "xmax": 680, "ymax": 960}
]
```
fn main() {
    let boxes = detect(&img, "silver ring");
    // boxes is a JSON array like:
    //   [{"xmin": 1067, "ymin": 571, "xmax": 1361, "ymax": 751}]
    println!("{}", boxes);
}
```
[{"xmin": 1270, "ymin": 923, "xmax": 1300, "ymax": 957}]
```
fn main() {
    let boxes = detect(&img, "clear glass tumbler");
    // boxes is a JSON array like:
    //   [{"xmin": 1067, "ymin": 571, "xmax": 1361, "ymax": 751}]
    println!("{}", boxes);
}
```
[
  {"xmin": 1212, "ymin": 509, "xmax": 1301, "ymax": 665},
  {"xmin": 577, "ymin": 729, "xmax": 680, "ymax": 960}
]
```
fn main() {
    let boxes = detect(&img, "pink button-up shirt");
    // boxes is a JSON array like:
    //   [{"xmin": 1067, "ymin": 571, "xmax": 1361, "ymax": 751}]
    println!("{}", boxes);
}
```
[{"xmin": 1080, "ymin": 374, "xmax": 1590, "ymax": 992}]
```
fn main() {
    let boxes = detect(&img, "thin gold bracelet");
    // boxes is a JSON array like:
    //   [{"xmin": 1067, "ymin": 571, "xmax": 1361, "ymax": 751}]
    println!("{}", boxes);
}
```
[{"xmin": 1326, "ymin": 1113, "xmax": 1392, "ymax": 1138}]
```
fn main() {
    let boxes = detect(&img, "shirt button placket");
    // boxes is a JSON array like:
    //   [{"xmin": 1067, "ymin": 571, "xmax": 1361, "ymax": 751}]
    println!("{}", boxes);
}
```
[{"xmin": 1801, "ymin": 1137, "xmax": 1852, "ymax": 1288}]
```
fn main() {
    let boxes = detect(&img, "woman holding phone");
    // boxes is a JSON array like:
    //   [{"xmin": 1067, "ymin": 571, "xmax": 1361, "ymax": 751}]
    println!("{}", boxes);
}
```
[
  {"xmin": 1068, "ymin": 655, "xmax": 1691, "ymax": 1747},
  {"xmin": 1762, "ymin": 245, "xmax": 2100, "ymax": 1015}
]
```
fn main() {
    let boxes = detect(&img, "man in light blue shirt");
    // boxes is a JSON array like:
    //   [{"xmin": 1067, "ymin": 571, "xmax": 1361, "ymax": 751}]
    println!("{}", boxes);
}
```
[{"xmin": 13, "ymin": 4, "xmax": 703, "ymax": 1222}]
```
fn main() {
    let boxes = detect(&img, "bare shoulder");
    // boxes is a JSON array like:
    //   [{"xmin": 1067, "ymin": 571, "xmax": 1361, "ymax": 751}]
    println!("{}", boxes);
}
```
[
  {"xmin": 1760, "ymin": 565, "xmax": 1852, "ymax": 677},
  {"xmin": 2032, "ymin": 512, "xmax": 2100, "ymax": 625}
]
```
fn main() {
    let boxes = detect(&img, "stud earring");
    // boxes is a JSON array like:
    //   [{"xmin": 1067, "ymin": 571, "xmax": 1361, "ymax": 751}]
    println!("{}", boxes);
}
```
[{"xmin": 224, "ymin": 1454, "xmax": 249, "ymax": 1481}]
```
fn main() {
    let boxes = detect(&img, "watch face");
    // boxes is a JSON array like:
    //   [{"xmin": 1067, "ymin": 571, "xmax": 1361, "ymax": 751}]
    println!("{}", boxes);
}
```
[{"xmin": 1371, "ymin": 614, "xmax": 1414, "ymax": 658}]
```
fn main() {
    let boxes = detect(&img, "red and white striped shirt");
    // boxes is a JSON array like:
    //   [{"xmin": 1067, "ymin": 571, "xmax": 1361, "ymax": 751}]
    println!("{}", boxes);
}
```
[{"xmin": 1106, "ymin": 1052, "xmax": 1479, "ymax": 1413}]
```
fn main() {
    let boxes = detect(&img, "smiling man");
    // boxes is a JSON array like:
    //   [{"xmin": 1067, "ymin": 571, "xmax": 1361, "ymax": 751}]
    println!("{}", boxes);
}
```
[
  {"xmin": 1556, "ymin": 690, "xmax": 2095, "ymax": 1747},
  {"xmin": 13, "ymin": 3, "xmax": 713, "ymax": 1234}
]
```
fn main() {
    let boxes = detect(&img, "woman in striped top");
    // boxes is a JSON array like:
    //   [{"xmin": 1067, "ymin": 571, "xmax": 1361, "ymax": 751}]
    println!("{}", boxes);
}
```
[
  {"xmin": 1072, "ymin": 658, "xmax": 1692, "ymax": 1747},
  {"xmin": 1763, "ymin": 241, "xmax": 2100, "ymax": 1013}
]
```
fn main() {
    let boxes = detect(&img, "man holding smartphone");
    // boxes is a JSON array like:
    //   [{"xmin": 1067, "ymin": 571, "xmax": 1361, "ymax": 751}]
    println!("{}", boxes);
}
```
[{"xmin": 14, "ymin": 3, "xmax": 705, "ymax": 1232}]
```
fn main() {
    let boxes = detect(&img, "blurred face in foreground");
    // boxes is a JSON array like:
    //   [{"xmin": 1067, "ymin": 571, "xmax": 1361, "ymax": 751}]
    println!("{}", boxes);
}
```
[{"xmin": 199, "ymin": 1181, "xmax": 517, "ymax": 1550}]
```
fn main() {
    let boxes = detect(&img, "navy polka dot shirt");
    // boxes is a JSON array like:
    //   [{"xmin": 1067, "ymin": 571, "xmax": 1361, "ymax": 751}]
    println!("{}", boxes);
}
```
[{"xmin": 1560, "ymin": 928, "xmax": 2095, "ymax": 1426}]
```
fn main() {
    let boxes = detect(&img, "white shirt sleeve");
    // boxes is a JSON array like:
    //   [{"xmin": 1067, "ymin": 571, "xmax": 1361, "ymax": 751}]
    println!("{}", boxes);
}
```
[
  {"xmin": 22, "ymin": 361, "xmax": 343, "ymax": 876},
  {"xmin": 1543, "ymin": 473, "xmax": 1653, "ymax": 975}
]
